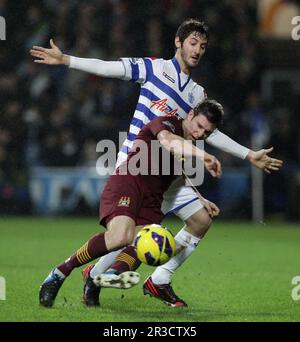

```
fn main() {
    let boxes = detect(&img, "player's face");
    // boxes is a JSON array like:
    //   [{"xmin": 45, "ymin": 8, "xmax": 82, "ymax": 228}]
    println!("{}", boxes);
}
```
[
  {"xmin": 184, "ymin": 111, "xmax": 216, "ymax": 141},
  {"xmin": 177, "ymin": 32, "xmax": 208, "ymax": 69}
]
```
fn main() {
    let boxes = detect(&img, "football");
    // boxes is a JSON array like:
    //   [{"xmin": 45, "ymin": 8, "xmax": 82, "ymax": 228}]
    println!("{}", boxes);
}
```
[{"xmin": 134, "ymin": 224, "xmax": 176, "ymax": 266}]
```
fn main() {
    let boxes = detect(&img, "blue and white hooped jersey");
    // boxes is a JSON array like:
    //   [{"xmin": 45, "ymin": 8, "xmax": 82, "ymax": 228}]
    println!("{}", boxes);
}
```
[{"xmin": 118, "ymin": 56, "xmax": 206, "ymax": 163}]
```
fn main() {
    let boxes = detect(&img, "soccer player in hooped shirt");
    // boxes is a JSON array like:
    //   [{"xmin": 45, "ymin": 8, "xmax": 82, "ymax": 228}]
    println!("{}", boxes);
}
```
[
  {"xmin": 31, "ymin": 19, "xmax": 283, "ymax": 307},
  {"xmin": 39, "ymin": 100, "xmax": 223, "ymax": 307}
]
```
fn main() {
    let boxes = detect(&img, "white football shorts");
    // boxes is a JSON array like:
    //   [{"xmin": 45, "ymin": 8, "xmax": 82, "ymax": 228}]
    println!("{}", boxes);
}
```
[{"xmin": 161, "ymin": 176, "xmax": 203, "ymax": 221}]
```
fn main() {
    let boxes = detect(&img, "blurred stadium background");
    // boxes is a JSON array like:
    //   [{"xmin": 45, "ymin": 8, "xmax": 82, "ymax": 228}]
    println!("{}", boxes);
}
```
[{"xmin": 0, "ymin": 0, "xmax": 299, "ymax": 221}]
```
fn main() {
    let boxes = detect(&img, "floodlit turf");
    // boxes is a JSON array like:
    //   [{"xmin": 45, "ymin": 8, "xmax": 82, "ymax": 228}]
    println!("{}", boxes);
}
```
[{"xmin": 0, "ymin": 217, "xmax": 299, "ymax": 322}]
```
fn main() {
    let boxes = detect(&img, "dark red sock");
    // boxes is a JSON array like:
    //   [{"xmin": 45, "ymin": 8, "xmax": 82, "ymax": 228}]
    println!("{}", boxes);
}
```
[
  {"xmin": 109, "ymin": 246, "xmax": 141, "ymax": 274},
  {"xmin": 57, "ymin": 232, "xmax": 108, "ymax": 276}
]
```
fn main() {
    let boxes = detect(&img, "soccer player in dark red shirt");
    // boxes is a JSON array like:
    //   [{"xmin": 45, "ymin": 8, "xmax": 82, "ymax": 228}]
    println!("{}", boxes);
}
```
[{"xmin": 39, "ymin": 99, "xmax": 224, "ymax": 307}]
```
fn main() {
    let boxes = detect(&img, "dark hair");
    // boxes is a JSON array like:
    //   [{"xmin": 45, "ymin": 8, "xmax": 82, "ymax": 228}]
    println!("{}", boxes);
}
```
[
  {"xmin": 176, "ymin": 18, "xmax": 209, "ymax": 45},
  {"xmin": 193, "ymin": 99, "xmax": 224, "ymax": 127}
]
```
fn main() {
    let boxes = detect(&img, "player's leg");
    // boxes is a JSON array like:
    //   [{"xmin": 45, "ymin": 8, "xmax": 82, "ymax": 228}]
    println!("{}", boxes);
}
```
[
  {"xmin": 84, "ymin": 245, "xmax": 142, "ymax": 306},
  {"xmin": 100, "ymin": 241, "xmax": 141, "ymax": 275},
  {"xmin": 82, "ymin": 250, "xmax": 122, "ymax": 306},
  {"xmin": 91, "ymin": 201, "xmax": 166, "ymax": 282},
  {"xmin": 40, "ymin": 173, "xmax": 144, "ymax": 307},
  {"xmin": 90, "ymin": 250, "xmax": 123, "ymax": 278},
  {"xmin": 144, "ymin": 180, "xmax": 212, "ymax": 307},
  {"xmin": 151, "ymin": 205, "xmax": 211, "ymax": 285},
  {"xmin": 83, "ymin": 206, "xmax": 165, "ymax": 305},
  {"xmin": 92, "ymin": 224, "xmax": 142, "ymax": 289},
  {"xmin": 82, "ymin": 173, "xmax": 148, "ymax": 305},
  {"xmin": 144, "ymin": 206, "xmax": 211, "ymax": 307},
  {"xmin": 103, "ymin": 225, "xmax": 143, "ymax": 273},
  {"xmin": 86, "ymin": 223, "xmax": 142, "ymax": 283},
  {"xmin": 83, "ymin": 243, "xmax": 140, "ymax": 306},
  {"xmin": 39, "ymin": 215, "xmax": 137, "ymax": 307}
]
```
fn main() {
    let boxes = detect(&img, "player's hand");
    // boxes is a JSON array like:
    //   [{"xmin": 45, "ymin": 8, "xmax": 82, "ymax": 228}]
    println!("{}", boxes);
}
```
[
  {"xmin": 200, "ymin": 198, "xmax": 220, "ymax": 218},
  {"xmin": 204, "ymin": 152, "xmax": 222, "ymax": 178},
  {"xmin": 247, "ymin": 147, "xmax": 283, "ymax": 174},
  {"xmin": 30, "ymin": 39, "xmax": 69, "ymax": 65}
]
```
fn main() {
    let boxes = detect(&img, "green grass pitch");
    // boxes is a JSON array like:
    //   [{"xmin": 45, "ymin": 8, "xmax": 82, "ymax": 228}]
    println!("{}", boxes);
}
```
[{"xmin": 0, "ymin": 217, "xmax": 299, "ymax": 322}]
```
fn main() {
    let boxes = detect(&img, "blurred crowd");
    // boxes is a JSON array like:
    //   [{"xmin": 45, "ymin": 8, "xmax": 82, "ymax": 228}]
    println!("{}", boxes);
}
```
[{"xmin": 0, "ymin": 0, "xmax": 299, "ymax": 216}]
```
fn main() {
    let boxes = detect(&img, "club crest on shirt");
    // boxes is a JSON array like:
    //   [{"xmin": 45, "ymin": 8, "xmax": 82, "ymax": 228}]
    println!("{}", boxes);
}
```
[
  {"xmin": 188, "ymin": 92, "xmax": 195, "ymax": 104},
  {"xmin": 118, "ymin": 196, "xmax": 131, "ymax": 207}
]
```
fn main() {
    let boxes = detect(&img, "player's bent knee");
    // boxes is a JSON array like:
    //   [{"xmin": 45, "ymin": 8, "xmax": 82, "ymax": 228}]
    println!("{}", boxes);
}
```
[
  {"xmin": 185, "ymin": 208, "xmax": 212, "ymax": 238},
  {"xmin": 105, "ymin": 227, "xmax": 133, "ymax": 249},
  {"xmin": 106, "ymin": 215, "xmax": 136, "ymax": 248},
  {"xmin": 124, "ymin": 228, "xmax": 136, "ymax": 245},
  {"xmin": 117, "ymin": 227, "xmax": 135, "ymax": 246}
]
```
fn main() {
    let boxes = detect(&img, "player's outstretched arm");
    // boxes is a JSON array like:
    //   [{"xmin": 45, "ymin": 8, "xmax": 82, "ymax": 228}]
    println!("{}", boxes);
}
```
[
  {"xmin": 157, "ymin": 130, "xmax": 222, "ymax": 178},
  {"xmin": 30, "ymin": 39, "xmax": 70, "ymax": 65},
  {"xmin": 205, "ymin": 130, "xmax": 283, "ymax": 173},
  {"xmin": 30, "ymin": 39, "xmax": 126, "ymax": 78},
  {"xmin": 246, "ymin": 147, "xmax": 283, "ymax": 174},
  {"xmin": 205, "ymin": 129, "xmax": 250, "ymax": 159}
]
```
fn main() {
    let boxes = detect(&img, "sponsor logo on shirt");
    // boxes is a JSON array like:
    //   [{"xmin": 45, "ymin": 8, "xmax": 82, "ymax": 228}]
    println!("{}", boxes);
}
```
[
  {"xmin": 118, "ymin": 196, "xmax": 131, "ymax": 207},
  {"xmin": 163, "ymin": 72, "xmax": 175, "ymax": 83},
  {"xmin": 150, "ymin": 99, "xmax": 178, "ymax": 116}
]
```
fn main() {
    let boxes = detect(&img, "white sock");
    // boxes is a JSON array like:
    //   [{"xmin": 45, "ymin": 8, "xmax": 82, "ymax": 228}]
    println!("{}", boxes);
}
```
[
  {"xmin": 151, "ymin": 228, "xmax": 201, "ymax": 285},
  {"xmin": 90, "ymin": 249, "xmax": 122, "ymax": 279}
]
